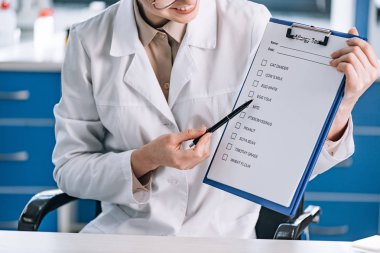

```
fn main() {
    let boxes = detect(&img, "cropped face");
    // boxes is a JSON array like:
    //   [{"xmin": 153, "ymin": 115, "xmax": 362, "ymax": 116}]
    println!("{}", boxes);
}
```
[{"xmin": 138, "ymin": 0, "xmax": 200, "ymax": 26}]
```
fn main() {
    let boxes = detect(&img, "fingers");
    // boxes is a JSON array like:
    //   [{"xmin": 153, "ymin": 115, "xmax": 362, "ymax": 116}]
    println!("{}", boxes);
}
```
[
  {"xmin": 193, "ymin": 132, "xmax": 212, "ymax": 156},
  {"xmin": 331, "ymin": 51, "xmax": 365, "ymax": 77},
  {"xmin": 336, "ymin": 62, "xmax": 357, "ymax": 79},
  {"xmin": 330, "ymin": 29, "xmax": 380, "ymax": 96},
  {"xmin": 346, "ymin": 37, "xmax": 379, "ymax": 68},
  {"xmin": 331, "ymin": 46, "xmax": 370, "ymax": 68},
  {"xmin": 347, "ymin": 27, "xmax": 359, "ymax": 36},
  {"xmin": 181, "ymin": 133, "xmax": 212, "ymax": 162},
  {"xmin": 174, "ymin": 127, "xmax": 207, "ymax": 143},
  {"xmin": 160, "ymin": 127, "xmax": 212, "ymax": 170},
  {"xmin": 174, "ymin": 133, "xmax": 212, "ymax": 170},
  {"xmin": 331, "ymin": 27, "xmax": 378, "ymax": 69}
]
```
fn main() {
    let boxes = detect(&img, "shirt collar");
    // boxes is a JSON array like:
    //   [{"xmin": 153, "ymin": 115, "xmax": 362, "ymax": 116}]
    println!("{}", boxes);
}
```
[
  {"xmin": 110, "ymin": 0, "xmax": 217, "ymax": 57},
  {"xmin": 133, "ymin": 0, "xmax": 186, "ymax": 46},
  {"xmin": 162, "ymin": 19, "xmax": 186, "ymax": 44}
]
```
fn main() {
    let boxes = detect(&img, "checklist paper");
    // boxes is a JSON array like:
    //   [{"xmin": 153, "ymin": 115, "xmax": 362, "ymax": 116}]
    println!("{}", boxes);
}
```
[{"xmin": 204, "ymin": 18, "xmax": 361, "ymax": 216}]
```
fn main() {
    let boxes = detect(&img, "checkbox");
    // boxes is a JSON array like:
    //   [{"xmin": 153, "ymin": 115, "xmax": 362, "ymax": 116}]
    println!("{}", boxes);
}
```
[
  {"xmin": 231, "ymin": 133, "xmax": 237, "ymax": 139},
  {"xmin": 253, "ymin": 80, "xmax": 259, "ymax": 87},
  {"xmin": 261, "ymin": 59, "xmax": 267, "ymax": 66},
  {"xmin": 257, "ymin": 70, "xmax": 263, "ymax": 76},
  {"xmin": 222, "ymin": 154, "xmax": 228, "ymax": 161},
  {"xmin": 235, "ymin": 122, "xmax": 241, "ymax": 129},
  {"xmin": 226, "ymin": 143, "xmax": 232, "ymax": 150},
  {"xmin": 248, "ymin": 91, "xmax": 254, "ymax": 98},
  {"xmin": 239, "ymin": 112, "xmax": 246, "ymax": 118}
]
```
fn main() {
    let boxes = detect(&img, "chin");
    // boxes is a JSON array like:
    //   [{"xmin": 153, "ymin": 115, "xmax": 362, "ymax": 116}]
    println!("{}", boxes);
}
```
[
  {"xmin": 173, "ymin": 15, "xmax": 196, "ymax": 24},
  {"xmin": 171, "ymin": 9, "xmax": 199, "ymax": 24}
]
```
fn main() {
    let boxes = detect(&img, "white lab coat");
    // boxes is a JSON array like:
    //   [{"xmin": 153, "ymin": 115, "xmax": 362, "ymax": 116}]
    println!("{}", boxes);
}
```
[{"xmin": 53, "ymin": 0, "xmax": 354, "ymax": 238}]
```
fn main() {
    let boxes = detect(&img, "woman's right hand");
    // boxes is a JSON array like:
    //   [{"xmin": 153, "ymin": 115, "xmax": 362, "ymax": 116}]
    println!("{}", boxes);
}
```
[{"xmin": 131, "ymin": 127, "xmax": 212, "ymax": 178}]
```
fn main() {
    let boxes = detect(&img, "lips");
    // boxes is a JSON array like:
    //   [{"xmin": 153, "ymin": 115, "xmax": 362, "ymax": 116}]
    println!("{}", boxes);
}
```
[
  {"xmin": 171, "ymin": 0, "xmax": 197, "ymax": 14},
  {"xmin": 175, "ymin": 5, "xmax": 193, "ymax": 11}
]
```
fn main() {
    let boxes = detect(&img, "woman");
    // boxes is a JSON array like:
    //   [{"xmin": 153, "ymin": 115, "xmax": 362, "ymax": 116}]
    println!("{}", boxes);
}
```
[{"xmin": 53, "ymin": 0, "xmax": 380, "ymax": 237}]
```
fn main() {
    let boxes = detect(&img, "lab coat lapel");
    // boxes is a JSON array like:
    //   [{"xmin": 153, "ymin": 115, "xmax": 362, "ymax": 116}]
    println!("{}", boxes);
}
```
[
  {"xmin": 110, "ymin": 0, "xmax": 137, "ymax": 57},
  {"xmin": 168, "ymin": 41, "xmax": 196, "ymax": 108},
  {"xmin": 123, "ymin": 49, "xmax": 178, "ymax": 128},
  {"xmin": 168, "ymin": 0, "xmax": 217, "ymax": 108},
  {"xmin": 110, "ymin": 0, "xmax": 177, "ymax": 128}
]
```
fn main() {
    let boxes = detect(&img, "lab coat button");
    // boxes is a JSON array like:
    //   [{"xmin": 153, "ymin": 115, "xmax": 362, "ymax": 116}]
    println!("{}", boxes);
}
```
[
  {"xmin": 158, "ymin": 32, "xmax": 167, "ymax": 40},
  {"xmin": 163, "ymin": 82, "xmax": 170, "ymax": 90}
]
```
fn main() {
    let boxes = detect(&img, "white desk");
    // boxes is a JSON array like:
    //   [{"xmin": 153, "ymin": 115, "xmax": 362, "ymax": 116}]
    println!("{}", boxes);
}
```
[{"xmin": 0, "ymin": 231, "xmax": 355, "ymax": 253}]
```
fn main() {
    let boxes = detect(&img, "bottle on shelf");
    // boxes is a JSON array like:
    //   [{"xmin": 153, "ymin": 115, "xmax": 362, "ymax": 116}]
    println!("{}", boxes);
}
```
[
  {"xmin": 34, "ymin": 8, "xmax": 55, "ymax": 52},
  {"xmin": 0, "ymin": 0, "xmax": 20, "ymax": 47}
]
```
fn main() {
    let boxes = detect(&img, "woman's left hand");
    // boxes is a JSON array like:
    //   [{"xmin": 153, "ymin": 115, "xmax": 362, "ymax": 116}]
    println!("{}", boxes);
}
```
[
  {"xmin": 331, "ymin": 27, "xmax": 380, "ymax": 103},
  {"xmin": 327, "ymin": 27, "xmax": 380, "ymax": 141}
]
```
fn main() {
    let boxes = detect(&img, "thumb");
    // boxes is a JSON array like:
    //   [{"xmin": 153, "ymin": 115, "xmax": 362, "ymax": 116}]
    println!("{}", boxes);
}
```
[
  {"xmin": 194, "ymin": 132, "xmax": 212, "ymax": 153},
  {"xmin": 175, "ymin": 127, "xmax": 207, "ymax": 143},
  {"xmin": 348, "ymin": 27, "xmax": 359, "ymax": 36}
]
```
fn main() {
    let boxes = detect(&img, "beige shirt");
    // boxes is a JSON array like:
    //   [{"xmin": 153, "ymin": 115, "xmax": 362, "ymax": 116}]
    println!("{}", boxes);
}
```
[
  {"xmin": 131, "ymin": 0, "xmax": 186, "ymax": 192},
  {"xmin": 133, "ymin": 0, "xmax": 186, "ymax": 100}
]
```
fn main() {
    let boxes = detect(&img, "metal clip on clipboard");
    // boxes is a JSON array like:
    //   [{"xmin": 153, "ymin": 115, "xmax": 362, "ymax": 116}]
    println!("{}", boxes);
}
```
[{"xmin": 286, "ymin": 23, "xmax": 331, "ymax": 46}]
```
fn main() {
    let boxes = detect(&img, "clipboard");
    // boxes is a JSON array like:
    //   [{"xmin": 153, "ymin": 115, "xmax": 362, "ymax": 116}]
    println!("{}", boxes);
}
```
[{"xmin": 203, "ymin": 18, "xmax": 365, "ymax": 217}]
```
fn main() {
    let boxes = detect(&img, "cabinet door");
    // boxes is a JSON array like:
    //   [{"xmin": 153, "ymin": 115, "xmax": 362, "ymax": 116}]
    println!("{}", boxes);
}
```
[
  {"xmin": 352, "ymin": 83, "xmax": 380, "ymax": 126},
  {"xmin": 0, "ymin": 126, "xmax": 56, "ymax": 186},
  {"xmin": 0, "ymin": 71, "xmax": 61, "ymax": 232},
  {"xmin": 307, "ymin": 82, "xmax": 380, "ymax": 194},
  {"xmin": 307, "ymin": 135, "xmax": 380, "ymax": 194},
  {"xmin": 305, "ymin": 82, "xmax": 380, "ymax": 241},
  {"xmin": 305, "ymin": 200, "xmax": 379, "ymax": 241},
  {"xmin": 0, "ymin": 72, "xmax": 61, "ymax": 118}
]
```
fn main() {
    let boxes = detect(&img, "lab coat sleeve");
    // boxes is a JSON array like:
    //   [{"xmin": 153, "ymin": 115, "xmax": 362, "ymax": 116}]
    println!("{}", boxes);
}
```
[
  {"xmin": 310, "ymin": 116, "xmax": 355, "ymax": 180},
  {"xmin": 52, "ymin": 27, "xmax": 151, "ymax": 205}
]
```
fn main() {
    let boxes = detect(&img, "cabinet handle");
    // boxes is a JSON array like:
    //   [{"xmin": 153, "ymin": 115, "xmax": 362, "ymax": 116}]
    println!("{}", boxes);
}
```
[
  {"xmin": 0, "ymin": 90, "xmax": 30, "ymax": 100},
  {"xmin": 310, "ymin": 225, "xmax": 349, "ymax": 235},
  {"xmin": 0, "ymin": 151, "xmax": 29, "ymax": 162}
]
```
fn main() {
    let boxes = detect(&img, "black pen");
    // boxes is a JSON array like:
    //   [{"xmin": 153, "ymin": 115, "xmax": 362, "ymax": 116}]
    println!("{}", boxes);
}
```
[{"xmin": 189, "ymin": 99, "xmax": 253, "ymax": 148}]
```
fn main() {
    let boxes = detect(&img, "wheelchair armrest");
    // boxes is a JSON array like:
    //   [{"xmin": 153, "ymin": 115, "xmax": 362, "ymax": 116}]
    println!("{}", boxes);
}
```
[
  {"xmin": 274, "ymin": 205, "xmax": 321, "ymax": 240},
  {"xmin": 18, "ymin": 189, "xmax": 78, "ymax": 231}
]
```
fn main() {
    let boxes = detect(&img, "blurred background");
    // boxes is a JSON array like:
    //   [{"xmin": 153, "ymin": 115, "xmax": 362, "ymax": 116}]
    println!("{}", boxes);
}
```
[{"xmin": 0, "ymin": 0, "xmax": 379, "ymax": 241}]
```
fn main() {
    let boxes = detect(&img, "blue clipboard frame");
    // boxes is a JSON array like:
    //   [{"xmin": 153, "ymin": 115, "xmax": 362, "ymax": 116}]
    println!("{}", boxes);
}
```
[{"xmin": 203, "ymin": 18, "xmax": 365, "ymax": 217}]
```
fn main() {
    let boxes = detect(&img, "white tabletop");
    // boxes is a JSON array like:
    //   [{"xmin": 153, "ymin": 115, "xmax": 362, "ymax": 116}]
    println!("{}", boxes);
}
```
[{"xmin": 0, "ymin": 231, "xmax": 355, "ymax": 253}]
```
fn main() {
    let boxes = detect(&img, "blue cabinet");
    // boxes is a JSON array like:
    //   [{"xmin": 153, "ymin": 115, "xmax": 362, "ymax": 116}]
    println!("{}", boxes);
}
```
[
  {"xmin": 0, "ymin": 72, "xmax": 61, "ymax": 118},
  {"xmin": 305, "ymin": 82, "xmax": 380, "ymax": 241},
  {"xmin": 307, "ymin": 136, "xmax": 380, "ymax": 194},
  {"xmin": 351, "ymin": 82, "xmax": 380, "ymax": 126},
  {"xmin": 306, "ymin": 201, "xmax": 379, "ymax": 241},
  {"xmin": 0, "ymin": 71, "xmax": 61, "ymax": 231}
]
